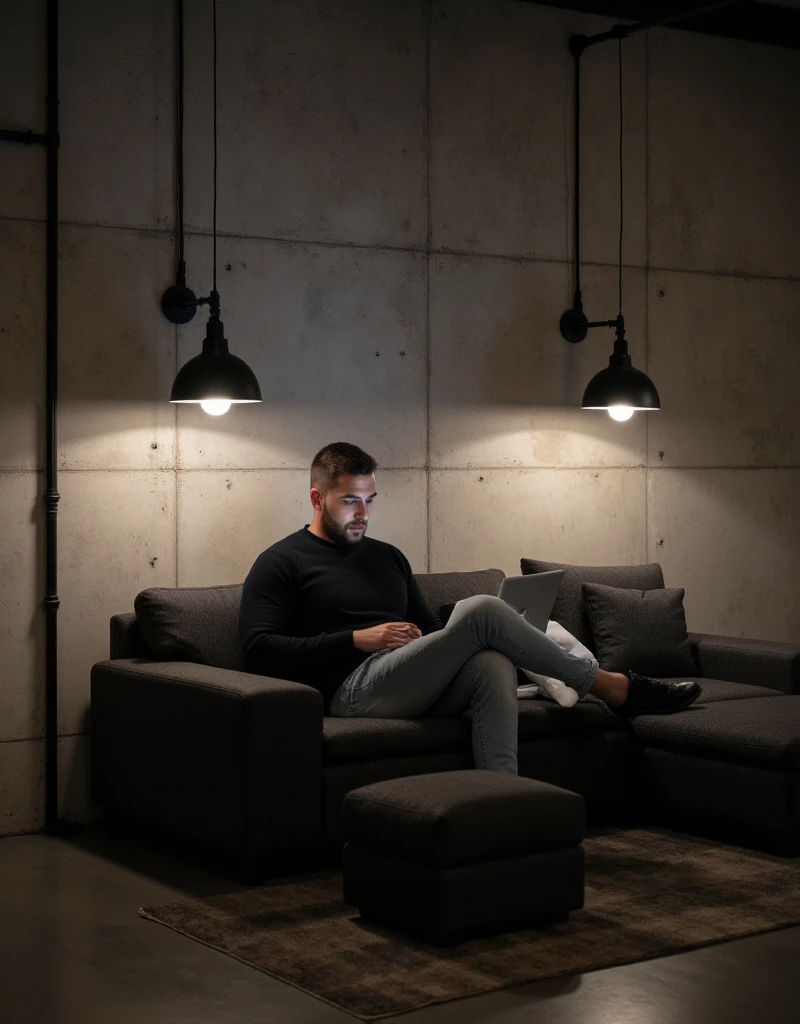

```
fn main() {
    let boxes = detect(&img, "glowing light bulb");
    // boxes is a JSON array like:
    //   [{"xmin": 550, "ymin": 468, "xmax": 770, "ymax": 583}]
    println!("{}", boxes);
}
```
[
  {"xmin": 608, "ymin": 405, "xmax": 634, "ymax": 422},
  {"xmin": 200, "ymin": 399, "xmax": 232, "ymax": 416}
]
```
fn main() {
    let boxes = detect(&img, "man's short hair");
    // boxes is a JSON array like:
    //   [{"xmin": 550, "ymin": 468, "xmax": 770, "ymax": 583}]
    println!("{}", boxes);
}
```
[{"xmin": 310, "ymin": 442, "xmax": 378, "ymax": 494}]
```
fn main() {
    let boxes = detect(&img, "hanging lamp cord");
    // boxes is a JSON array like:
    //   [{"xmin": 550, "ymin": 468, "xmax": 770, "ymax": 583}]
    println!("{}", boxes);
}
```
[
  {"xmin": 176, "ymin": 0, "xmax": 185, "ymax": 278},
  {"xmin": 573, "ymin": 49, "xmax": 581, "ymax": 305},
  {"xmin": 211, "ymin": 0, "xmax": 218, "ymax": 310},
  {"xmin": 617, "ymin": 34, "xmax": 624, "ymax": 318}
]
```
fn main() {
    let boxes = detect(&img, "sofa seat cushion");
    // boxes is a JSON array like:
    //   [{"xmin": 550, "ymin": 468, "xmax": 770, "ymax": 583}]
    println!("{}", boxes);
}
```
[
  {"xmin": 323, "ymin": 717, "xmax": 471, "ymax": 764},
  {"xmin": 323, "ymin": 698, "xmax": 621, "ymax": 764},
  {"xmin": 517, "ymin": 697, "xmax": 624, "ymax": 739},
  {"xmin": 667, "ymin": 678, "xmax": 786, "ymax": 704},
  {"xmin": 632, "ymin": 695, "xmax": 800, "ymax": 771}
]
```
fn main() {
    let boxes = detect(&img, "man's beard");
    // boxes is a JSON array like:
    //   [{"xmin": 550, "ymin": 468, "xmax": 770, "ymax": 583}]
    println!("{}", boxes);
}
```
[{"xmin": 320, "ymin": 501, "xmax": 366, "ymax": 546}]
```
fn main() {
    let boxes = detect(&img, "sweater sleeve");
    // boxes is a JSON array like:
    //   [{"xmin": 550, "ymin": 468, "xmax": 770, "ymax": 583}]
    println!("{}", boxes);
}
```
[
  {"xmin": 239, "ymin": 549, "xmax": 354, "ymax": 678},
  {"xmin": 400, "ymin": 554, "xmax": 443, "ymax": 635}
]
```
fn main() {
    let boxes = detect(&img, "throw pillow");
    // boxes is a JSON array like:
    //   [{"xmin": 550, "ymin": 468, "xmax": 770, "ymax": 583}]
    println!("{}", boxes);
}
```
[
  {"xmin": 519, "ymin": 558, "xmax": 665, "ymax": 653},
  {"xmin": 581, "ymin": 582, "xmax": 697, "ymax": 677},
  {"xmin": 134, "ymin": 584, "xmax": 245, "ymax": 671}
]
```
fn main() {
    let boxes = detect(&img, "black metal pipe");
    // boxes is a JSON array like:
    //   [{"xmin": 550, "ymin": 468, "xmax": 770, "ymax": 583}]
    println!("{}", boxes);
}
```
[
  {"xmin": 576, "ymin": 1, "xmax": 742, "ymax": 53},
  {"xmin": 565, "ymin": 0, "xmax": 742, "ymax": 334},
  {"xmin": 572, "ymin": 48, "xmax": 581, "ymax": 309},
  {"xmin": 44, "ymin": 0, "xmax": 62, "ymax": 834},
  {"xmin": 0, "ymin": 0, "xmax": 72, "ymax": 834}
]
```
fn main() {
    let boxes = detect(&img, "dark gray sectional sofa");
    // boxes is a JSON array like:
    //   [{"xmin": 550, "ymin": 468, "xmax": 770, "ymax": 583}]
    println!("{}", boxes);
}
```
[{"xmin": 90, "ymin": 563, "xmax": 800, "ymax": 881}]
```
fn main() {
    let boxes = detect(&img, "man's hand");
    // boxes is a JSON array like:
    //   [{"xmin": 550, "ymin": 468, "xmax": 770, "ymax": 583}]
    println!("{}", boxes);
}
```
[{"xmin": 353, "ymin": 622, "xmax": 423, "ymax": 652}]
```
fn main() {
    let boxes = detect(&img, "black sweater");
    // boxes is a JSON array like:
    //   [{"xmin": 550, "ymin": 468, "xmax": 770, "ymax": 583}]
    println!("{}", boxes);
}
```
[{"xmin": 239, "ymin": 526, "xmax": 443, "ymax": 711}]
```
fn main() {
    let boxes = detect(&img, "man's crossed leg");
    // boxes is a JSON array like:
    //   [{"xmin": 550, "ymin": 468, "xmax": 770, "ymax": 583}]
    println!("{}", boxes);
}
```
[{"xmin": 329, "ymin": 594, "xmax": 701, "ymax": 774}]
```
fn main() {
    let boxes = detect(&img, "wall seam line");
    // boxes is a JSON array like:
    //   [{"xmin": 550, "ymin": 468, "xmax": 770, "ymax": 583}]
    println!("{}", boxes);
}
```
[
  {"xmin": 5, "ymin": 213, "xmax": 798, "ymax": 282},
  {"xmin": 644, "ymin": 25, "xmax": 650, "ymax": 565},
  {"xmin": 425, "ymin": 0, "xmax": 432, "ymax": 574},
  {"xmin": 7, "ymin": 465, "xmax": 800, "ymax": 474},
  {"xmin": 174, "ymin": 318, "xmax": 179, "ymax": 588},
  {"xmin": 4, "ymin": 215, "xmax": 798, "ymax": 283},
  {"xmin": 0, "ymin": 733, "xmax": 89, "ymax": 745}
]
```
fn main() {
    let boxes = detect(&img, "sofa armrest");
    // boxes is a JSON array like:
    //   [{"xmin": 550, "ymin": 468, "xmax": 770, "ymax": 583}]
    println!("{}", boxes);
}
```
[
  {"xmin": 90, "ymin": 659, "xmax": 323, "ymax": 862},
  {"xmin": 688, "ymin": 632, "xmax": 800, "ymax": 695}
]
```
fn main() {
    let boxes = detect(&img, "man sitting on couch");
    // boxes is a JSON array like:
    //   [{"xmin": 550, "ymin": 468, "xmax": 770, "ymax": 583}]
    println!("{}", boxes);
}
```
[{"xmin": 239, "ymin": 442, "xmax": 701, "ymax": 775}]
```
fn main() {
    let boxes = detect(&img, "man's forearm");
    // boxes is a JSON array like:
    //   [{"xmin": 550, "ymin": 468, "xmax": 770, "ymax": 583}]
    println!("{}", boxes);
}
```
[{"xmin": 243, "ymin": 628, "xmax": 354, "ymax": 676}]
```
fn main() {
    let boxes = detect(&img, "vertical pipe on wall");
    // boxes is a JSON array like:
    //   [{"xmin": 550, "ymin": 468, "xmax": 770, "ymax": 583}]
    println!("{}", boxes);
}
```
[
  {"xmin": 0, "ymin": 0, "xmax": 72, "ymax": 834},
  {"xmin": 42, "ymin": 0, "xmax": 76, "ymax": 836},
  {"xmin": 43, "ymin": 0, "xmax": 61, "ymax": 832}
]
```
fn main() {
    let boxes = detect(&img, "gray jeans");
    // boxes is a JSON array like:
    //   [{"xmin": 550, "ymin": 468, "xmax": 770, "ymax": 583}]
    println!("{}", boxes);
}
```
[{"xmin": 329, "ymin": 594, "xmax": 599, "ymax": 775}]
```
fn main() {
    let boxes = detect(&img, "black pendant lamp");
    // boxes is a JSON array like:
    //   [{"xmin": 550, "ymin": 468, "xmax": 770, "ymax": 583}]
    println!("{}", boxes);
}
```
[
  {"xmin": 162, "ymin": 0, "xmax": 262, "ymax": 416},
  {"xmin": 559, "ymin": 28, "xmax": 660, "ymax": 422}
]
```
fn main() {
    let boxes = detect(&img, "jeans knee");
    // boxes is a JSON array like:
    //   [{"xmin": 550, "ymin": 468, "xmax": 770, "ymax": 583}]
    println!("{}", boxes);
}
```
[
  {"xmin": 465, "ymin": 650, "xmax": 517, "ymax": 690},
  {"xmin": 455, "ymin": 593, "xmax": 506, "ymax": 618}
]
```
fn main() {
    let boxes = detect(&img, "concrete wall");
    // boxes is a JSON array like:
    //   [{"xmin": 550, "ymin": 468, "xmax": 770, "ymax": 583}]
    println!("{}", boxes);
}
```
[{"xmin": 1, "ymin": 0, "xmax": 798, "ymax": 835}]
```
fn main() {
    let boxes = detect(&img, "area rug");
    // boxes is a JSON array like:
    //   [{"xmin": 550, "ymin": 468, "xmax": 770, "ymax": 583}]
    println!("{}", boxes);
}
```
[{"xmin": 139, "ymin": 825, "xmax": 800, "ymax": 1020}]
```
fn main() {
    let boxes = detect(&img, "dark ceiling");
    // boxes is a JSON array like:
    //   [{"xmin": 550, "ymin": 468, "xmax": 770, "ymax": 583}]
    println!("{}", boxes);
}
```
[{"xmin": 520, "ymin": 1, "xmax": 800, "ymax": 49}]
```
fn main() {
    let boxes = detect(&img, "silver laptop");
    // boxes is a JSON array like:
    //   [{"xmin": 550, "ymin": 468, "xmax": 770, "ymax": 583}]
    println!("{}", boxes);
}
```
[{"xmin": 497, "ymin": 570, "xmax": 565, "ymax": 632}]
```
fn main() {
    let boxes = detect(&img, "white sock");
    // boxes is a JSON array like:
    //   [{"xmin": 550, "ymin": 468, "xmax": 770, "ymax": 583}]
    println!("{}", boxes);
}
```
[{"xmin": 518, "ymin": 669, "xmax": 579, "ymax": 707}]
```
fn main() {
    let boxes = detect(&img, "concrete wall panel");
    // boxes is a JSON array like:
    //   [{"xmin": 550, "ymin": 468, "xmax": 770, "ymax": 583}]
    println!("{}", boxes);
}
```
[
  {"xmin": 177, "ymin": 236, "xmax": 427, "ymax": 470},
  {"xmin": 0, "ymin": 221, "xmax": 45, "ymax": 470},
  {"xmin": 0, "ymin": 474, "xmax": 44, "ymax": 743},
  {"xmin": 647, "ymin": 272, "xmax": 800, "ymax": 467},
  {"xmin": 59, "ymin": 734, "xmax": 101, "ymax": 825},
  {"xmin": 57, "ymin": 471, "xmax": 177, "ymax": 736},
  {"xmin": 177, "ymin": 468, "xmax": 428, "ymax": 587},
  {"xmin": 183, "ymin": 0, "xmax": 426, "ymax": 248},
  {"xmin": 3, "ymin": 0, "xmax": 799, "ymax": 837},
  {"xmin": 648, "ymin": 29, "xmax": 800, "ymax": 278},
  {"xmin": 430, "ymin": 468, "xmax": 646, "ymax": 576},
  {"xmin": 0, "ymin": 0, "xmax": 46, "ymax": 222},
  {"xmin": 59, "ymin": 226, "xmax": 177, "ymax": 471},
  {"xmin": 0, "ymin": 740, "xmax": 43, "ymax": 836},
  {"xmin": 648, "ymin": 469, "xmax": 800, "ymax": 642},
  {"xmin": 430, "ymin": 257, "xmax": 647, "ymax": 468},
  {"xmin": 431, "ymin": 1, "xmax": 646, "ymax": 266},
  {"xmin": 59, "ymin": 0, "xmax": 173, "ymax": 230},
  {"xmin": 0, "ymin": 736, "xmax": 96, "ymax": 835},
  {"xmin": 177, "ymin": 469, "xmax": 307, "ymax": 587}
]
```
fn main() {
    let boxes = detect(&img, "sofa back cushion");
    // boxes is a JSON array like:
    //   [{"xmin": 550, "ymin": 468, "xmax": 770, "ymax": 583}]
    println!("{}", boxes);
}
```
[
  {"xmin": 519, "ymin": 559, "xmax": 665, "ymax": 654},
  {"xmin": 133, "ymin": 570, "xmax": 505, "ymax": 671},
  {"xmin": 110, "ymin": 613, "xmax": 153, "ymax": 660},
  {"xmin": 414, "ymin": 568, "xmax": 505, "ymax": 625},
  {"xmin": 134, "ymin": 584, "xmax": 245, "ymax": 671}
]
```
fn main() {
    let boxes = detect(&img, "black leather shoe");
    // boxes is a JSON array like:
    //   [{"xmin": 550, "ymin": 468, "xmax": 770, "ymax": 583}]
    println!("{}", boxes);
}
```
[{"xmin": 608, "ymin": 672, "xmax": 702, "ymax": 721}]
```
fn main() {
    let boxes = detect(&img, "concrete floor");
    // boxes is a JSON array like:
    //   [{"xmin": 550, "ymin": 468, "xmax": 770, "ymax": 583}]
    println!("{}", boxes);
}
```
[{"xmin": 2, "ymin": 825, "xmax": 800, "ymax": 1024}]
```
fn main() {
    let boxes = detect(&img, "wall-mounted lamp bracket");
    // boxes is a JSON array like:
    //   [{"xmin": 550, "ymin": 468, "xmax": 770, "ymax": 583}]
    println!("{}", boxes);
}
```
[
  {"xmin": 559, "ymin": 304, "xmax": 589, "ymax": 343},
  {"xmin": 560, "ymin": 306, "xmax": 626, "ymax": 347},
  {"xmin": 162, "ymin": 284, "xmax": 199, "ymax": 324},
  {"xmin": 162, "ymin": 283, "xmax": 223, "ymax": 325}
]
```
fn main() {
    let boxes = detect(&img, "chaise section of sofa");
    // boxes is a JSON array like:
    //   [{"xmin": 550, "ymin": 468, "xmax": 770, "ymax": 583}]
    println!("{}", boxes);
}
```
[{"xmin": 688, "ymin": 632, "xmax": 800, "ymax": 695}]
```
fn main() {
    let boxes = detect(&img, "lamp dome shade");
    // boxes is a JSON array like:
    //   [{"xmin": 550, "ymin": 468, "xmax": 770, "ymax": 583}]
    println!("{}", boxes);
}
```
[
  {"xmin": 170, "ymin": 349, "xmax": 262, "ymax": 404},
  {"xmin": 581, "ymin": 363, "xmax": 660, "ymax": 411}
]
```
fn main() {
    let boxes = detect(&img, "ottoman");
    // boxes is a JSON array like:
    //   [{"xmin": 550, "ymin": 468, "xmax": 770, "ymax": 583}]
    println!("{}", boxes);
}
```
[{"xmin": 341, "ymin": 769, "xmax": 585, "ymax": 944}]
